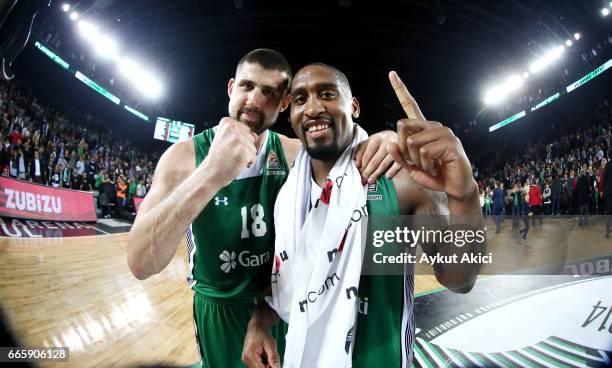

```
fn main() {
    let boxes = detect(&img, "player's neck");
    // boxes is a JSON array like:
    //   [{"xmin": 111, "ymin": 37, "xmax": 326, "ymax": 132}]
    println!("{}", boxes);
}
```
[{"xmin": 310, "ymin": 158, "xmax": 336, "ymax": 187}]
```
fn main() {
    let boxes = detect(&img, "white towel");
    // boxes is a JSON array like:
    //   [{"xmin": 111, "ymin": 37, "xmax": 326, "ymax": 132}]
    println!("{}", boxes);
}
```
[{"xmin": 268, "ymin": 125, "xmax": 369, "ymax": 368}]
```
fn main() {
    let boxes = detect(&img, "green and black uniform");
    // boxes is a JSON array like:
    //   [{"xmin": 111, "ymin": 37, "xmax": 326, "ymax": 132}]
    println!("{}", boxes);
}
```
[
  {"xmin": 353, "ymin": 177, "xmax": 415, "ymax": 367},
  {"xmin": 189, "ymin": 127, "xmax": 289, "ymax": 367}
]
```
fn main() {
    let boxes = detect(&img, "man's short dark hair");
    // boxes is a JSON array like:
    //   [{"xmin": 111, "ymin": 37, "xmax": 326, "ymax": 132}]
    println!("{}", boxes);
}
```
[
  {"xmin": 299, "ymin": 62, "xmax": 352, "ymax": 96},
  {"xmin": 236, "ymin": 49, "xmax": 292, "ymax": 90}
]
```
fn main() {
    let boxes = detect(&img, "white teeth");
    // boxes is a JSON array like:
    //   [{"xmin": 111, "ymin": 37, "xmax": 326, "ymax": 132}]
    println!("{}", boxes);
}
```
[{"xmin": 307, "ymin": 124, "xmax": 329, "ymax": 133}]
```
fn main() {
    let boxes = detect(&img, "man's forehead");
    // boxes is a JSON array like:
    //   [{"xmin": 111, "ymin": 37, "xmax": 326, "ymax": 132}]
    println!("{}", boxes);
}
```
[
  {"xmin": 236, "ymin": 62, "xmax": 288, "ymax": 86},
  {"xmin": 291, "ymin": 66, "xmax": 339, "ymax": 91}
]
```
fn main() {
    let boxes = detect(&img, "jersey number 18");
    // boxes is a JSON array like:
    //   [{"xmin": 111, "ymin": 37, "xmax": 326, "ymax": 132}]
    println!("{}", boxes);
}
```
[{"xmin": 240, "ymin": 204, "xmax": 267, "ymax": 238}]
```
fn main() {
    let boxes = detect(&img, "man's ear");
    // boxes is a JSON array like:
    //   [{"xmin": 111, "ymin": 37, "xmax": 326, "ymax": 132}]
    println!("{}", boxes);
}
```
[
  {"xmin": 352, "ymin": 97, "xmax": 360, "ymax": 119},
  {"xmin": 280, "ymin": 94, "xmax": 291, "ymax": 112},
  {"xmin": 227, "ymin": 78, "xmax": 235, "ymax": 97}
]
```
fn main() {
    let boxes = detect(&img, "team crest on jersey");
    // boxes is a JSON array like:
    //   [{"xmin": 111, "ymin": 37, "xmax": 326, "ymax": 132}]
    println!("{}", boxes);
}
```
[
  {"xmin": 367, "ymin": 182, "xmax": 378, "ymax": 192},
  {"xmin": 266, "ymin": 150, "xmax": 285, "ymax": 176}
]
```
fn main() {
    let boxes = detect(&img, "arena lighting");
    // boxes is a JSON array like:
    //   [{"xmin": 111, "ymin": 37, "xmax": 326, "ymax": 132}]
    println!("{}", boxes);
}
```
[
  {"xmin": 574, "ymin": 32, "xmax": 581, "ymax": 40},
  {"xmin": 119, "ymin": 59, "xmax": 163, "ymax": 99},
  {"xmin": 565, "ymin": 39, "xmax": 573, "ymax": 47},
  {"xmin": 61, "ymin": 3, "xmax": 70, "ymax": 12},
  {"xmin": 94, "ymin": 36, "xmax": 119, "ymax": 60},
  {"xmin": 77, "ymin": 20, "xmax": 98, "ymax": 38},
  {"xmin": 603, "ymin": 8, "xmax": 610, "ymax": 16},
  {"xmin": 529, "ymin": 45, "xmax": 564, "ymax": 74},
  {"xmin": 522, "ymin": 72, "xmax": 530, "ymax": 79},
  {"xmin": 488, "ymin": 59, "xmax": 612, "ymax": 133},
  {"xmin": 69, "ymin": 12, "xmax": 78, "ymax": 20},
  {"xmin": 483, "ymin": 74, "xmax": 523, "ymax": 105}
]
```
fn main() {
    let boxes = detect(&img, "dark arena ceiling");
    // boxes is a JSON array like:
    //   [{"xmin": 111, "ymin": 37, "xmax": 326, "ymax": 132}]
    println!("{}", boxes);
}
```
[{"xmin": 16, "ymin": 0, "xmax": 612, "ymax": 154}]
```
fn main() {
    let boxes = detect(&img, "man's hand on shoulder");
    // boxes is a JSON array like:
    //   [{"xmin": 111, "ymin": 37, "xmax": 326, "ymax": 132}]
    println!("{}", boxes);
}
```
[{"xmin": 355, "ymin": 130, "xmax": 402, "ymax": 184}]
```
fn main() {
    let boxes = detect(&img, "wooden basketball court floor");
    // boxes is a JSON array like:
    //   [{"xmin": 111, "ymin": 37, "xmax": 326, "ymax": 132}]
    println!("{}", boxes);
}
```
[{"xmin": 0, "ymin": 217, "xmax": 610, "ymax": 367}]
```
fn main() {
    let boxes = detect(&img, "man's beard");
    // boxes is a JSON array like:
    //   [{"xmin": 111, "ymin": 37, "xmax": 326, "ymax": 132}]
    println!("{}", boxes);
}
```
[
  {"xmin": 234, "ymin": 107, "xmax": 265, "ymax": 134},
  {"xmin": 305, "ymin": 141, "xmax": 341, "ymax": 161}
]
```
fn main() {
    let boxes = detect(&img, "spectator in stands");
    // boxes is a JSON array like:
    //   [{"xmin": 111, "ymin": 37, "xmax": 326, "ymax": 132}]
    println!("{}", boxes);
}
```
[
  {"xmin": 100, "ymin": 170, "xmax": 114, "ymax": 219},
  {"xmin": 61, "ymin": 164, "xmax": 71, "ymax": 188},
  {"xmin": 551, "ymin": 175, "xmax": 562, "ymax": 216},
  {"xmin": 136, "ymin": 178, "xmax": 147, "ymax": 198},
  {"xmin": 519, "ymin": 181, "xmax": 530, "ymax": 240},
  {"xmin": 87, "ymin": 154, "xmax": 98, "ymax": 189},
  {"xmin": 76, "ymin": 155, "xmax": 85, "ymax": 177},
  {"xmin": 543, "ymin": 182, "xmax": 551, "ymax": 215},
  {"xmin": 17, "ymin": 147, "xmax": 26, "ymax": 179},
  {"xmin": 529, "ymin": 179, "xmax": 543, "ymax": 226},
  {"xmin": 8, "ymin": 149, "xmax": 17, "ymax": 178},
  {"xmin": 484, "ymin": 187, "xmax": 491, "ymax": 217},
  {"xmin": 576, "ymin": 168, "xmax": 591, "ymax": 226},
  {"xmin": 50, "ymin": 164, "xmax": 60, "ymax": 187},
  {"xmin": 128, "ymin": 175, "xmax": 137, "ymax": 204},
  {"xmin": 116, "ymin": 175, "xmax": 128, "ymax": 219},
  {"xmin": 492, "ymin": 181, "xmax": 504, "ymax": 233},
  {"xmin": 566, "ymin": 170, "xmax": 576, "ymax": 215},
  {"xmin": 511, "ymin": 183, "xmax": 521, "ymax": 227},
  {"xmin": 71, "ymin": 168, "xmax": 81, "ymax": 190},
  {"xmin": 0, "ymin": 139, "xmax": 9, "ymax": 175},
  {"xmin": 30, "ymin": 149, "xmax": 44, "ymax": 183},
  {"xmin": 603, "ymin": 157, "xmax": 612, "ymax": 238}
]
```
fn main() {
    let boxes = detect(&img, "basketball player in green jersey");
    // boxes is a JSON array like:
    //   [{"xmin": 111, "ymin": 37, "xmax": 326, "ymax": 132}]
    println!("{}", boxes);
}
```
[
  {"xmin": 242, "ymin": 64, "xmax": 483, "ymax": 367},
  {"xmin": 127, "ymin": 50, "xmax": 399, "ymax": 368}
]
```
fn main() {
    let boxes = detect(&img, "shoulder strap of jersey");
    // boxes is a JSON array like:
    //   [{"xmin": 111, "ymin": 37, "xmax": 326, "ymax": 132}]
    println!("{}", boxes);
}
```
[
  {"xmin": 192, "ymin": 128, "xmax": 215, "ymax": 167},
  {"xmin": 373, "ymin": 176, "xmax": 401, "ymax": 215}
]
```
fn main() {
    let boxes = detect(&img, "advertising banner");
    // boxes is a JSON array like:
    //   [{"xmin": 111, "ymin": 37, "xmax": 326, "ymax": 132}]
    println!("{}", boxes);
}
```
[{"xmin": 0, "ymin": 177, "xmax": 97, "ymax": 222}]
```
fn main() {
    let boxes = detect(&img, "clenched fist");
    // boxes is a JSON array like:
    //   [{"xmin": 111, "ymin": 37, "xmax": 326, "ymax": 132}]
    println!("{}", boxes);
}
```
[{"xmin": 203, "ymin": 117, "xmax": 258, "ymax": 187}]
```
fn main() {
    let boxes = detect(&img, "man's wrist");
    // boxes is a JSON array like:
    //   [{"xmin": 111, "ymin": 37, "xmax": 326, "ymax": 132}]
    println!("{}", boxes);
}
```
[
  {"xmin": 448, "ymin": 180, "xmax": 481, "ymax": 215},
  {"xmin": 197, "ymin": 158, "xmax": 228, "ymax": 191}
]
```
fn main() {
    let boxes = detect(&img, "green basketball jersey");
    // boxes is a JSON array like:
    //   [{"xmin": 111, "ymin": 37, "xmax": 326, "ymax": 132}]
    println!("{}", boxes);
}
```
[
  {"xmin": 187, "ymin": 127, "xmax": 289, "ymax": 300},
  {"xmin": 353, "ymin": 176, "xmax": 415, "ymax": 367}
]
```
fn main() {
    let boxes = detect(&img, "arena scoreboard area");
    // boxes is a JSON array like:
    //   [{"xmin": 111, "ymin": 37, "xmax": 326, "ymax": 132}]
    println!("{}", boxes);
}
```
[{"xmin": 153, "ymin": 117, "xmax": 196, "ymax": 143}]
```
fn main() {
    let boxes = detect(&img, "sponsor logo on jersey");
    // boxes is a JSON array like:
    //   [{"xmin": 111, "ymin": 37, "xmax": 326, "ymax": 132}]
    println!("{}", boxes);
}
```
[
  {"xmin": 219, "ymin": 249, "xmax": 270, "ymax": 273},
  {"xmin": 367, "ymin": 182, "xmax": 382, "ymax": 200},
  {"xmin": 266, "ymin": 151, "xmax": 286, "ymax": 176},
  {"xmin": 214, "ymin": 196, "xmax": 229, "ymax": 206},
  {"xmin": 219, "ymin": 250, "xmax": 237, "ymax": 273}
]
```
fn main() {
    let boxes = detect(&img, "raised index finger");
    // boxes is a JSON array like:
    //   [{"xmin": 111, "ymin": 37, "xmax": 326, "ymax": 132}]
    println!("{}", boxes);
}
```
[{"xmin": 388, "ymin": 71, "xmax": 426, "ymax": 121}]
